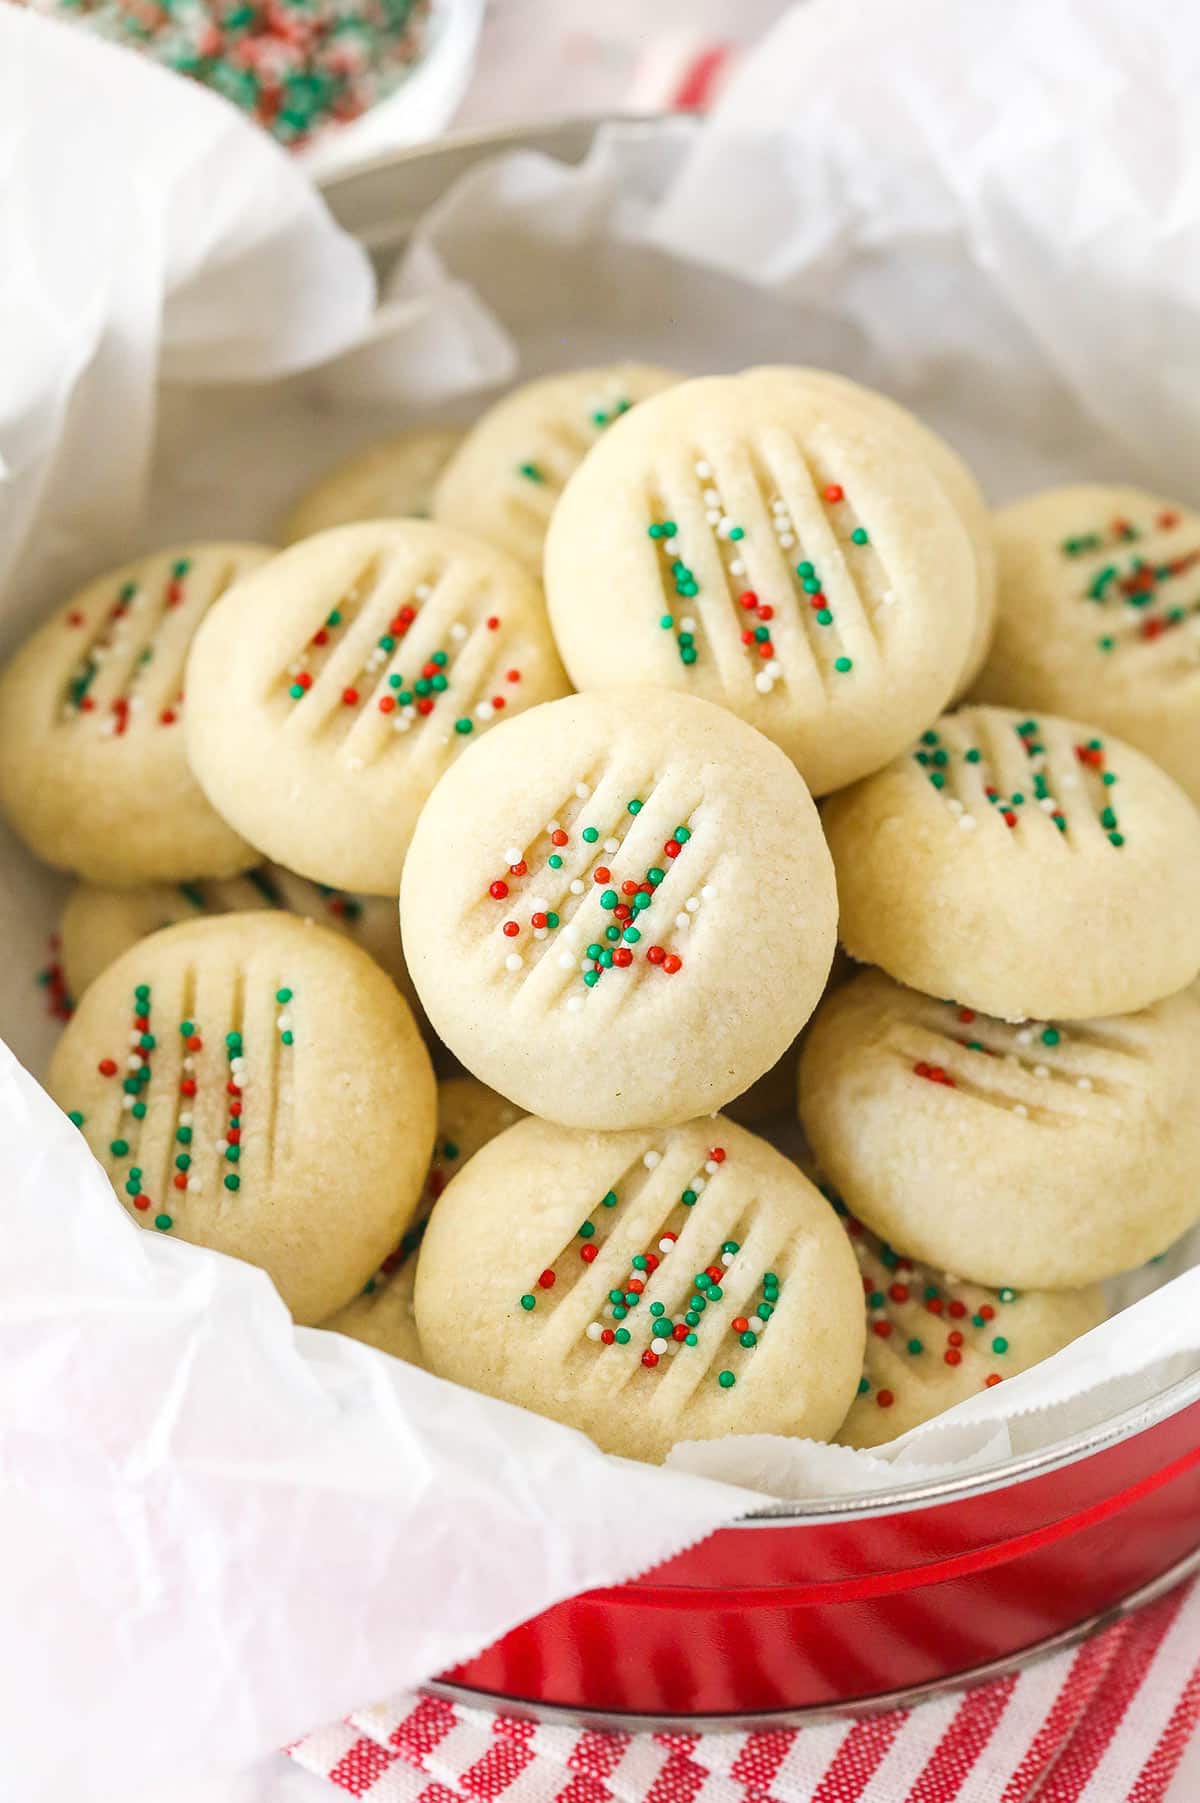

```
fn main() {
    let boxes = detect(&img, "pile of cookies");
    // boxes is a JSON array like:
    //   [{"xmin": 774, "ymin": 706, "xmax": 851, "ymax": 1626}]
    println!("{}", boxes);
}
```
[{"xmin": 7, "ymin": 363, "xmax": 1200, "ymax": 1467}]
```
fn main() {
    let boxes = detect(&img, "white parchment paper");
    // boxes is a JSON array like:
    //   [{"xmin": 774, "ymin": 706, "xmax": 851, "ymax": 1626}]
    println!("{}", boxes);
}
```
[{"xmin": 4, "ymin": 1, "xmax": 1200, "ymax": 1796}]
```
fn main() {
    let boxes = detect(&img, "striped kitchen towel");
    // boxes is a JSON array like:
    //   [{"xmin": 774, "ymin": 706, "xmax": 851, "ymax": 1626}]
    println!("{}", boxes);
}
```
[{"xmin": 288, "ymin": 1575, "xmax": 1200, "ymax": 1803}]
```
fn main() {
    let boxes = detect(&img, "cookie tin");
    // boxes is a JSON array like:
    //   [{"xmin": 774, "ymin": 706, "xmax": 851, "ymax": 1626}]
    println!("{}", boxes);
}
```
[{"xmin": 319, "ymin": 118, "xmax": 1200, "ymax": 1725}]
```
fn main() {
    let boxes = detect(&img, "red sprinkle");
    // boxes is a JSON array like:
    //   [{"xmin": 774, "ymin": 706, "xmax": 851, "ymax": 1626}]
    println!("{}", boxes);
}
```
[
  {"xmin": 487, "ymin": 616, "xmax": 501, "ymax": 630},
  {"xmin": 601, "ymin": 1328, "xmax": 615, "ymax": 1345},
  {"xmin": 133, "ymin": 1197, "xmax": 150, "ymax": 1211},
  {"xmin": 180, "ymin": 1079, "xmax": 197, "ymax": 1097},
  {"xmin": 551, "ymin": 830, "xmax": 568, "ymax": 846},
  {"xmin": 593, "ymin": 867, "xmax": 611, "ymax": 885},
  {"xmin": 739, "ymin": 591, "xmax": 759, "ymax": 611},
  {"xmin": 979, "ymin": 1304, "xmax": 995, "ymax": 1320},
  {"xmin": 538, "ymin": 1269, "xmax": 555, "ymax": 1289},
  {"xmin": 506, "ymin": 669, "xmax": 521, "ymax": 683},
  {"xmin": 872, "ymin": 1320, "xmax": 892, "ymax": 1339},
  {"xmin": 642, "ymin": 1350, "xmax": 659, "ymax": 1368},
  {"xmin": 509, "ymin": 860, "xmax": 527, "ymax": 877},
  {"xmin": 948, "ymin": 1300, "xmax": 968, "ymax": 1319},
  {"xmin": 342, "ymin": 688, "xmax": 359, "ymax": 707},
  {"xmin": 416, "ymin": 698, "xmax": 434, "ymax": 716},
  {"xmin": 664, "ymin": 839, "xmax": 681, "ymax": 859},
  {"xmin": 876, "ymin": 1388, "xmax": 895, "ymax": 1409},
  {"xmin": 614, "ymin": 948, "xmax": 633, "ymax": 967},
  {"xmin": 985, "ymin": 1373, "xmax": 1003, "ymax": 1387},
  {"xmin": 502, "ymin": 921, "xmax": 519, "ymax": 938},
  {"xmin": 531, "ymin": 912, "xmax": 548, "ymax": 929},
  {"xmin": 173, "ymin": 1174, "xmax": 188, "ymax": 1190},
  {"xmin": 732, "ymin": 1317, "xmax": 749, "ymax": 1333},
  {"xmin": 944, "ymin": 1349, "xmax": 963, "ymax": 1367},
  {"xmin": 98, "ymin": 1059, "xmax": 118, "ymax": 1078},
  {"xmin": 490, "ymin": 881, "xmax": 509, "ymax": 900},
  {"xmin": 709, "ymin": 1146, "xmax": 726, "ymax": 1163},
  {"xmin": 646, "ymin": 945, "xmax": 666, "ymax": 966},
  {"xmin": 889, "ymin": 1283, "xmax": 909, "ymax": 1302},
  {"xmin": 159, "ymin": 709, "xmax": 177, "ymax": 726},
  {"xmin": 948, "ymin": 1330, "xmax": 965, "ymax": 1347},
  {"xmin": 378, "ymin": 695, "xmax": 396, "ymax": 714},
  {"xmin": 824, "ymin": 484, "xmax": 845, "ymax": 503},
  {"xmin": 580, "ymin": 1243, "xmax": 598, "ymax": 1263},
  {"xmin": 663, "ymin": 954, "xmax": 683, "ymax": 975}
]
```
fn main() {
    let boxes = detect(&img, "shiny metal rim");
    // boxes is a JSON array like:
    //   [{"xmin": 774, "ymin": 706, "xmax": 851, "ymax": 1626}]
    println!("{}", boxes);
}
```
[
  {"xmin": 328, "ymin": 115, "xmax": 1200, "ymax": 1525},
  {"xmin": 424, "ymin": 1541, "xmax": 1200, "ymax": 1732}
]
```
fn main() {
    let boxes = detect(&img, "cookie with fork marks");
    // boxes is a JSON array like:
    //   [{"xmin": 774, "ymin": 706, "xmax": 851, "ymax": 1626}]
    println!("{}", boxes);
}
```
[
  {"xmin": 47, "ymin": 912, "xmax": 436, "ymax": 1324},
  {"xmin": 543, "ymin": 371, "xmax": 975, "ymax": 793},
  {"xmin": 400, "ymin": 688, "xmax": 838, "ymax": 1129},
  {"xmin": 185, "ymin": 521, "xmax": 570, "ymax": 895},
  {"xmin": 282, "ymin": 428, "xmax": 463, "ymax": 543},
  {"xmin": 433, "ymin": 363, "xmax": 678, "ymax": 570},
  {"xmin": 0, "ymin": 542, "xmax": 272, "ymax": 883},
  {"xmin": 977, "ymin": 486, "xmax": 1200, "ymax": 806},
  {"xmin": 414, "ymin": 1115, "xmax": 864, "ymax": 1463},
  {"xmin": 799, "ymin": 966, "xmax": 1200, "ymax": 1286},
  {"xmin": 823, "ymin": 705, "xmax": 1200, "ymax": 1020}
]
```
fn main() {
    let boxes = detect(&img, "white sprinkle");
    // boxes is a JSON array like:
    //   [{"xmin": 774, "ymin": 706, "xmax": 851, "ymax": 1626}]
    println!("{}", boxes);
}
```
[
  {"xmin": 721, "ymin": 1252, "xmax": 735, "ymax": 1268},
  {"xmin": 187, "ymin": 1177, "xmax": 202, "ymax": 1193},
  {"xmin": 948, "ymin": 798, "xmax": 964, "ymax": 815},
  {"xmin": 579, "ymin": 958, "xmax": 592, "ymax": 974},
  {"xmin": 705, "ymin": 509, "xmax": 721, "ymax": 526},
  {"xmin": 691, "ymin": 1175, "xmax": 706, "ymax": 1194},
  {"xmin": 395, "ymin": 715, "xmax": 412, "ymax": 732},
  {"xmin": 604, "ymin": 1304, "xmax": 615, "ymax": 1320},
  {"xmin": 476, "ymin": 702, "xmax": 494, "ymax": 721},
  {"xmin": 703, "ymin": 488, "xmax": 720, "ymax": 507},
  {"xmin": 277, "ymin": 1013, "xmax": 292, "ymax": 1032},
  {"xmin": 744, "ymin": 1318, "xmax": 760, "ymax": 1336},
  {"xmin": 570, "ymin": 880, "xmax": 585, "ymax": 896},
  {"xmin": 730, "ymin": 559, "xmax": 746, "ymax": 576},
  {"xmin": 881, "ymin": 589, "xmax": 897, "ymax": 606},
  {"xmin": 664, "ymin": 538, "xmax": 681, "ymax": 557},
  {"xmin": 450, "ymin": 622, "xmax": 468, "ymax": 641},
  {"xmin": 755, "ymin": 672, "xmax": 774, "ymax": 694},
  {"xmin": 675, "ymin": 912, "xmax": 690, "ymax": 929},
  {"xmin": 1039, "ymin": 797, "xmax": 1057, "ymax": 813},
  {"xmin": 414, "ymin": 584, "xmax": 431, "ymax": 600},
  {"xmin": 122, "ymin": 1097, "xmax": 135, "ymax": 1113},
  {"xmin": 505, "ymin": 953, "xmax": 523, "ymax": 972},
  {"xmin": 1034, "ymin": 1064, "xmax": 1049, "ymax": 1079},
  {"xmin": 567, "ymin": 995, "xmax": 584, "ymax": 1013},
  {"xmin": 575, "ymin": 784, "xmax": 590, "ymax": 799},
  {"xmin": 125, "ymin": 1055, "xmax": 140, "ymax": 1072},
  {"xmin": 530, "ymin": 895, "xmax": 548, "ymax": 912},
  {"xmin": 766, "ymin": 659, "xmax": 782, "ymax": 677},
  {"xmin": 959, "ymin": 815, "xmax": 977, "ymax": 831},
  {"xmin": 546, "ymin": 820, "xmax": 561, "ymax": 834},
  {"xmin": 1012, "ymin": 1103, "xmax": 1028, "ymax": 1118},
  {"xmin": 604, "ymin": 837, "xmax": 619, "ymax": 853},
  {"xmin": 716, "ymin": 518, "xmax": 733, "ymax": 540},
  {"xmin": 779, "ymin": 532, "xmax": 795, "ymax": 549},
  {"xmin": 533, "ymin": 928, "xmax": 547, "ymax": 941},
  {"xmin": 504, "ymin": 846, "xmax": 521, "ymax": 864},
  {"xmin": 178, "ymin": 1111, "xmax": 192, "ymax": 1127},
  {"xmin": 651, "ymin": 1338, "xmax": 668, "ymax": 1356},
  {"xmin": 704, "ymin": 1159, "xmax": 719, "ymax": 1175},
  {"xmin": 586, "ymin": 1323, "xmax": 602, "ymax": 1342},
  {"xmin": 1015, "ymin": 1028, "xmax": 1034, "ymax": 1046},
  {"xmin": 701, "ymin": 884, "xmax": 716, "ymax": 900},
  {"xmin": 557, "ymin": 952, "xmax": 575, "ymax": 970},
  {"xmin": 1077, "ymin": 1077, "xmax": 1093, "ymax": 1091},
  {"xmin": 128, "ymin": 1030, "xmax": 141, "ymax": 1048},
  {"xmin": 643, "ymin": 1150, "xmax": 661, "ymax": 1170},
  {"xmin": 686, "ymin": 896, "xmax": 700, "ymax": 912},
  {"xmin": 694, "ymin": 460, "xmax": 712, "ymax": 479},
  {"xmin": 658, "ymin": 1238, "xmax": 675, "ymax": 1255},
  {"xmin": 679, "ymin": 616, "xmax": 696, "ymax": 633}
]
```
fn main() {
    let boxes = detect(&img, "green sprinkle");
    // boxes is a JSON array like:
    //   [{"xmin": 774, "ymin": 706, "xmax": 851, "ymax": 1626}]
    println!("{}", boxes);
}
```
[
  {"xmin": 110, "ymin": 1137, "xmax": 128, "ymax": 1155},
  {"xmin": 548, "ymin": 854, "xmax": 563, "ymax": 869},
  {"xmin": 681, "ymin": 1188, "xmax": 697, "ymax": 1206},
  {"xmin": 519, "ymin": 462, "xmax": 544, "ymax": 483},
  {"xmin": 718, "ymin": 1371, "xmax": 736, "ymax": 1389},
  {"xmin": 1041, "ymin": 1027, "xmax": 1060, "ymax": 1046},
  {"xmin": 729, "ymin": 526, "xmax": 745, "ymax": 541},
  {"xmin": 226, "ymin": 1032, "xmax": 242, "ymax": 1051},
  {"xmin": 602, "ymin": 1190, "xmax": 618, "ymax": 1208},
  {"xmin": 816, "ymin": 607, "xmax": 833, "ymax": 625},
  {"xmin": 275, "ymin": 987, "xmax": 292, "ymax": 1004},
  {"xmin": 1098, "ymin": 636, "xmax": 1115, "ymax": 651},
  {"xmin": 685, "ymin": 1311, "xmax": 700, "ymax": 1327},
  {"xmin": 965, "ymin": 748, "xmax": 982, "ymax": 763},
  {"xmin": 722, "ymin": 1241, "xmax": 740, "ymax": 1254},
  {"xmin": 454, "ymin": 718, "xmax": 473, "ymax": 734},
  {"xmin": 582, "ymin": 826, "xmax": 599, "ymax": 843},
  {"xmin": 623, "ymin": 926, "xmax": 641, "ymax": 944},
  {"xmin": 674, "ymin": 826, "xmax": 691, "ymax": 842},
  {"xmin": 583, "ymin": 970, "xmax": 601, "ymax": 987},
  {"xmin": 224, "ymin": 1173, "xmax": 240, "ymax": 1192},
  {"xmin": 659, "ymin": 614, "xmax": 674, "ymax": 629},
  {"xmin": 326, "ymin": 609, "xmax": 342, "ymax": 627},
  {"xmin": 1109, "ymin": 831, "xmax": 1125, "ymax": 846},
  {"xmin": 834, "ymin": 656, "xmax": 853, "ymax": 672},
  {"xmin": 546, "ymin": 912, "xmax": 560, "ymax": 929},
  {"xmin": 851, "ymin": 527, "xmax": 869, "ymax": 545},
  {"xmin": 647, "ymin": 867, "xmax": 665, "ymax": 885},
  {"xmin": 615, "ymin": 1328, "xmax": 631, "ymax": 1344},
  {"xmin": 627, "ymin": 798, "xmax": 642, "ymax": 814},
  {"xmin": 174, "ymin": 1154, "xmax": 190, "ymax": 1172},
  {"xmin": 685, "ymin": 1332, "xmax": 698, "ymax": 1347},
  {"xmin": 132, "ymin": 1102, "xmax": 146, "ymax": 1119},
  {"xmin": 443, "ymin": 1141, "xmax": 460, "ymax": 1161},
  {"xmin": 586, "ymin": 943, "xmax": 603, "ymax": 961},
  {"xmin": 992, "ymin": 1336, "xmax": 1009, "ymax": 1355},
  {"xmin": 999, "ymin": 1286, "xmax": 1017, "ymax": 1303},
  {"xmin": 858, "ymin": 1377, "xmax": 870, "ymax": 1395},
  {"xmin": 680, "ymin": 645, "xmax": 698, "ymax": 665},
  {"xmin": 67, "ymin": 1110, "xmax": 85, "ymax": 1128},
  {"xmin": 907, "ymin": 1338, "xmax": 924, "ymax": 1355},
  {"xmin": 520, "ymin": 1294, "xmax": 536, "ymax": 1311},
  {"xmin": 601, "ymin": 889, "xmax": 618, "ymax": 910},
  {"xmin": 289, "ymin": 683, "xmax": 305, "ymax": 699},
  {"xmin": 154, "ymin": 1215, "xmax": 173, "ymax": 1233},
  {"xmin": 796, "ymin": 561, "xmax": 814, "ymax": 578},
  {"xmin": 740, "ymin": 1331, "xmax": 757, "ymax": 1348},
  {"xmin": 281, "ymin": 1031, "xmax": 294, "ymax": 1046},
  {"xmin": 650, "ymin": 1300, "xmax": 664, "ymax": 1316},
  {"xmin": 605, "ymin": 925, "xmax": 620, "ymax": 943},
  {"xmin": 1101, "ymin": 806, "xmax": 1117, "ymax": 828}
]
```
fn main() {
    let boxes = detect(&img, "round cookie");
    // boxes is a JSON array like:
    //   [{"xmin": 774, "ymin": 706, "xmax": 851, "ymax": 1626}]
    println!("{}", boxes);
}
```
[
  {"xmin": 823, "ymin": 1185, "xmax": 1105, "ymax": 1449},
  {"xmin": 282, "ymin": 429, "xmax": 463, "ymax": 544},
  {"xmin": 798, "ymin": 965, "xmax": 1200, "ymax": 1287},
  {"xmin": 400, "ymin": 688, "xmax": 838, "ymax": 1129},
  {"xmin": 185, "ymin": 521, "xmax": 571, "ymax": 895},
  {"xmin": 47, "ymin": 913, "xmax": 436, "ymax": 1325},
  {"xmin": 432, "ymin": 364, "xmax": 678, "ymax": 570},
  {"xmin": 59, "ymin": 865, "xmax": 413, "ymax": 1005},
  {"xmin": 414, "ymin": 1115, "xmax": 864, "ymax": 1464},
  {"xmin": 746, "ymin": 367, "xmax": 996, "ymax": 692},
  {"xmin": 0, "ymin": 542, "xmax": 272, "ymax": 883},
  {"xmin": 977, "ymin": 486, "xmax": 1200, "ymax": 805},
  {"xmin": 324, "ymin": 1077, "xmax": 524, "ymax": 1360},
  {"xmin": 542, "ymin": 371, "xmax": 975, "ymax": 794},
  {"xmin": 823, "ymin": 705, "xmax": 1200, "ymax": 1020}
]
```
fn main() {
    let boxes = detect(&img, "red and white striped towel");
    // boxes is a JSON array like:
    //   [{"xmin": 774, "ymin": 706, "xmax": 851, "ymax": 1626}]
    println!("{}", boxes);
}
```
[{"xmin": 288, "ymin": 1576, "xmax": 1200, "ymax": 1803}]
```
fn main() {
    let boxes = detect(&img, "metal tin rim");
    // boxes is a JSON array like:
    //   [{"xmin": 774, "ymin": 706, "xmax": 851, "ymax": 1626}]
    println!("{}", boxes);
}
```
[
  {"xmin": 424, "ymin": 1541, "xmax": 1200, "ymax": 1731},
  {"xmin": 322, "ymin": 114, "xmax": 1200, "ymax": 1526}
]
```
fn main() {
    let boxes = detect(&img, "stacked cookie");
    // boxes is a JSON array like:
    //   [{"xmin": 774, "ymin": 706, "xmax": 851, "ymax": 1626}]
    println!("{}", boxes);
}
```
[{"xmin": 7, "ymin": 363, "xmax": 1200, "ymax": 1463}]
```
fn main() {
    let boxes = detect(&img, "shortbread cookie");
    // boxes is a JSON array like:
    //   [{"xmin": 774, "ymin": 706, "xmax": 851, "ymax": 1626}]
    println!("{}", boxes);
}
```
[
  {"xmin": 414, "ymin": 1116, "xmax": 864, "ymax": 1463},
  {"xmin": 543, "ymin": 372, "xmax": 975, "ymax": 793},
  {"xmin": 282, "ymin": 428, "xmax": 463, "ymax": 543},
  {"xmin": 400, "ymin": 688, "xmax": 838, "ymax": 1128},
  {"xmin": 823, "ymin": 1186, "xmax": 1105, "ymax": 1449},
  {"xmin": 977, "ymin": 486, "xmax": 1200, "ymax": 805},
  {"xmin": 433, "ymin": 364, "xmax": 678, "ymax": 570},
  {"xmin": 185, "ymin": 522, "xmax": 571, "ymax": 895},
  {"xmin": 47, "ymin": 913, "xmax": 436, "ymax": 1324},
  {"xmin": 324, "ymin": 1077, "xmax": 523, "ymax": 1360},
  {"xmin": 747, "ymin": 367, "xmax": 996, "ymax": 691},
  {"xmin": 798, "ymin": 966, "xmax": 1200, "ymax": 1286},
  {"xmin": 59, "ymin": 866, "xmax": 412, "ymax": 1004},
  {"xmin": 0, "ymin": 543, "xmax": 272, "ymax": 883},
  {"xmin": 823, "ymin": 706, "xmax": 1200, "ymax": 1019}
]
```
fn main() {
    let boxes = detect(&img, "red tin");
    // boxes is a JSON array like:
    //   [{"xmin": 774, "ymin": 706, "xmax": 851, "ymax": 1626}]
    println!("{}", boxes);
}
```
[{"xmin": 322, "ymin": 122, "xmax": 1200, "ymax": 1727}]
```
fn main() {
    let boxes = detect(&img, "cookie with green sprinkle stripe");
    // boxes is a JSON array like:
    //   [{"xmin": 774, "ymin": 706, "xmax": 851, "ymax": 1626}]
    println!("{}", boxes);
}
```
[
  {"xmin": 799, "ymin": 965, "xmax": 1200, "ymax": 1288},
  {"xmin": 544, "ymin": 370, "xmax": 975, "ymax": 794},
  {"xmin": 0, "ymin": 542, "xmax": 272, "ymax": 884},
  {"xmin": 323, "ymin": 1076, "xmax": 524, "ymax": 1361},
  {"xmin": 815, "ymin": 1179, "xmax": 1105, "ymax": 1448},
  {"xmin": 432, "ymin": 363, "xmax": 678, "ymax": 571},
  {"xmin": 823, "ymin": 704, "xmax": 1200, "ymax": 1020},
  {"xmin": 977, "ymin": 485, "xmax": 1200, "ymax": 807},
  {"xmin": 46, "ymin": 912, "xmax": 436, "ymax": 1325},
  {"xmin": 400, "ymin": 687, "xmax": 837, "ymax": 1129},
  {"xmin": 185, "ymin": 521, "xmax": 570, "ymax": 895},
  {"xmin": 281, "ymin": 428, "xmax": 463, "ymax": 544},
  {"xmin": 58, "ymin": 863, "xmax": 417, "ymax": 1017},
  {"xmin": 414, "ymin": 1115, "xmax": 863, "ymax": 1464}
]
